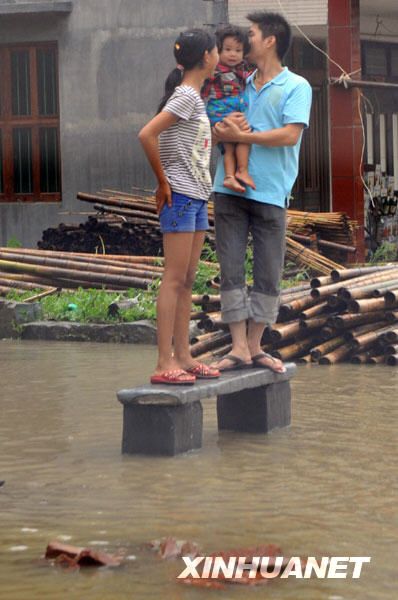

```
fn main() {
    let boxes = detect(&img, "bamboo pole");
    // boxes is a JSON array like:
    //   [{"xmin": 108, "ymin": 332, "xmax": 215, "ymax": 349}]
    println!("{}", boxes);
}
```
[
  {"xmin": 343, "ymin": 322, "xmax": 385, "ymax": 342},
  {"xmin": 271, "ymin": 338, "xmax": 314, "ymax": 361},
  {"xmin": 0, "ymin": 259, "xmax": 152, "ymax": 289},
  {"xmin": 350, "ymin": 352, "xmax": 369, "ymax": 364},
  {"xmin": 24, "ymin": 287, "xmax": 60, "ymax": 302},
  {"xmin": 350, "ymin": 325, "xmax": 394, "ymax": 351},
  {"xmin": 386, "ymin": 310, "xmax": 398, "ymax": 323},
  {"xmin": 330, "ymin": 264, "xmax": 398, "ymax": 282},
  {"xmin": 310, "ymin": 336, "xmax": 346, "ymax": 360},
  {"xmin": 384, "ymin": 344, "xmax": 398, "ymax": 355},
  {"xmin": 348, "ymin": 297, "xmax": 387, "ymax": 314},
  {"xmin": 299, "ymin": 316, "xmax": 329, "ymax": 331},
  {"xmin": 190, "ymin": 332, "xmax": 232, "ymax": 358},
  {"xmin": 386, "ymin": 354, "xmax": 398, "ymax": 366},
  {"xmin": 0, "ymin": 251, "xmax": 160, "ymax": 280},
  {"xmin": 366, "ymin": 355, "xmax": 385, "ymax": 364},
  {"xmin": 331, "ymin": 311, "xmax": 386, "ymax": 330},
  {"xmin": 384, "ymin": 289, "xmax": 398, "ymax": 306},
  {"xmin": 318, "ymin": 344, "xmax": 353, "ymax": 364},
  {"xmin": 299, "ymin": 301, "xmax": 329, "ymax": 320}
]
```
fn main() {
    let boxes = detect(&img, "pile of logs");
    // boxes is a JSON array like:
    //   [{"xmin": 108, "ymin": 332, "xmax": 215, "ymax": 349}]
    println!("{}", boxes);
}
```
[
  {"xmin": 287, "ymin": 209, "xmax": 357, "ymax": 263},
  {"xmin": 189, "ymin": 264, "xmax": 398, "ymax": 367},
  {"xmin": 39, "ymin": 214, "xmax": 163, "ymax": 257},
  {"xmin": 37, "ymin": 189, "xmax": 356, "ymax": 269}
]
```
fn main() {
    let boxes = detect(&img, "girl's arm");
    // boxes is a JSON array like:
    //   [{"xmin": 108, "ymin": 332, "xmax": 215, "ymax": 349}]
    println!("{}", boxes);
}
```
[{"xmin": 138, "ymin": 111, "xmax": 179, "ymax": 213}]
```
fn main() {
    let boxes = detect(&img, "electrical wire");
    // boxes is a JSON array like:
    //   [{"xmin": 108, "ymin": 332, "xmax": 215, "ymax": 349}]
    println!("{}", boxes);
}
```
[{"xmin": 276, "ymin": 0, "xmax": 375, "ymax": 209}]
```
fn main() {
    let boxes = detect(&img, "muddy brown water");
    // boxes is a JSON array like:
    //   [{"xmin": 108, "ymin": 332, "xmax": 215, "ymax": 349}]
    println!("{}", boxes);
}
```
[{"xmin": 0, "ymin": 340, "xmax": 397, "ymax": 599}]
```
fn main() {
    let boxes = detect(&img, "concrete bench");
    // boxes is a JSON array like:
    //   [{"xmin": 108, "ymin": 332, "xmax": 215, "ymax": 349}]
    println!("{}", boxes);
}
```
[{"xmin": 117, "ymin": 363, "xmax": 296, "ymax": 456}]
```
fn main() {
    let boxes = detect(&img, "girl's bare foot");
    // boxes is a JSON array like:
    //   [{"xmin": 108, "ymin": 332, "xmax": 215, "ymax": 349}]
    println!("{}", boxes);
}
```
[
  {"xmin": 235, "ymin": 170, "xmax": 256, "ymax": 190},
  {"xmin": 223, "ymin": 175, "xmax": 245, "ymax": 193}
]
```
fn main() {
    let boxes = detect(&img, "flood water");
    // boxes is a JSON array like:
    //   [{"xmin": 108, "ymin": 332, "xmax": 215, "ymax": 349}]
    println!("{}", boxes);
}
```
[{"xmin": 0, "ymin": 339, "xmax": 397, "ymax": 600}]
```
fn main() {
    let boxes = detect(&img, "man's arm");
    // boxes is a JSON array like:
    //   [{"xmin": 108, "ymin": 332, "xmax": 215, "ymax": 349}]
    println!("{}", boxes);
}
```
[{"xmin": 214, "ymin": 119, "xmax": 304, "ymax": 147}]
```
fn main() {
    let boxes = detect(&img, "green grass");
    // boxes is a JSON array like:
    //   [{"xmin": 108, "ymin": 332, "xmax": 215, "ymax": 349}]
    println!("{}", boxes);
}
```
[{"xmin": 4, "ymin": 244, "xmax": 308, "ymax": 323}]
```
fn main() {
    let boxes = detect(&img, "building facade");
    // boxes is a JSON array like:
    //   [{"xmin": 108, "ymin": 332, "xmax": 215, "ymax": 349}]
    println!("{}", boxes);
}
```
[{"xmin": 0, "ymin": 0, "xmax": 397, "ymax": 256}]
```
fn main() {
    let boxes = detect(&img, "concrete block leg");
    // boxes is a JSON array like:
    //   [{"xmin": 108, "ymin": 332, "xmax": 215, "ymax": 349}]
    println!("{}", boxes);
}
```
[
  {"xmin": 217, "ymin": 381, "xmax": 291, "ymax": 433},
  {"xmin": 122, "ymin": 401, "xmax": 203, "ymax": 456}
]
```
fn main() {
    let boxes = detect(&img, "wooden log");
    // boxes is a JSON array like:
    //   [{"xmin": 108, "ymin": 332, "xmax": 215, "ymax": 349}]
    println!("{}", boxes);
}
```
[
  {"xmin": 310, "ymin": 336, "xmax": 345, "ymax": 360},
  {"xmin": 348, "ymin": 297, "xmax": 387, "ymax": 314},
  {"xmin": 0, "ymin": 277, "xmax": 50, "ymax": 291},
  {"xmin": 350, "ymin": 325, "xmax": 394, "ymax": 351},
  {"xmin": 350, "ymin": 352, "xmax": 369, "ymax": 364},
  {"xmin": 190, "ymin": 332, "xmax": 232, "ymax": 358},
  {"xmin": 386, "ymin": 354, "xmax": 398, "ymax": 366},
  {"xmin": 296, "ymin": 354, "xmax": 312, "ymax": 364},
  {"xmin": 269, "ymin": 320, "xmax": 302, "ymax": 342},
  {"xmin": 0, "ymin": 259, "xmax": 152, "ymax": 289},
  {"xmin": 299, "ymin": 316, "xmax": 329, "ymax": 331},
  {"xmin": 367, "ymin": 355, "xmax": 386, "ymax": 365},
  {"xmin": 343, "ymin": 322, "xmax": 385, "ymax": 342},
  {"xmin": 384, "ymin": 343, "xmax": 398, "ymax": 355},
  {"xmin": 312, "ymin": 270, "xmax": 398, "ymax": 300},
  {"xmin": 330, "ymin": 265, "xmax": 398, "ymax": 283},
  {"xmin": 278, "ymin": 295, "xmax": 318, "ymax": 320},
  {"xmin": 24, "ymin": 287, "xmax": 60, "ymax": 302},
  {"xmin": 299, "ymin": 301, "xmax": 329, "ymax": 320},
  {"xmin": 271, "ymin": 338, "xmax": 314, "ymax": 361},
  {"xmin": 372, "ymin": 279, "xmax": 398, "ymax": 297},
  {"xmin": 0, "ymin": 250, "xmax": 159, "ymax": 280},
  {"xmin": 318, "ymin": 344, "xmax": 353, "ymax": 364},
  {"xmin": 384, "ymin": 289, "xmax": 398, "ymax": 306},
  {"xmin": 331, "ymin": 311, "xmax": 386, "ymax": 330},
  {"xmin": 379, "ymin": 328, "xmax": 398, "ymax": 343}
]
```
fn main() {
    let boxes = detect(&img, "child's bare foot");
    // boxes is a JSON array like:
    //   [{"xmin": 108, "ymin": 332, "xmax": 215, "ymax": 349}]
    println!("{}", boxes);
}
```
[
  {"xmin": 235, "ymin": 170, "xmax": 256, "ymax": 190},
  {"xmin": 224, "ymin": 175, "xmax": 245, "ymax": 193}
]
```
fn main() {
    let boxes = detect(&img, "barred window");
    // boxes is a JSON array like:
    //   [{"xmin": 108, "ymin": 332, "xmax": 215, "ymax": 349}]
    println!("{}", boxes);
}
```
[{"xmin": 0, "ymin": 42, "xmax": 60, "ymax": 203}]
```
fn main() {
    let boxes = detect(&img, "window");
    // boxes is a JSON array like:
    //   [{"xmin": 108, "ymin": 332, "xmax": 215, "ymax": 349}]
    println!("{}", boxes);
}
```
[
  {"xmin": 362, "ymin": 42, "xmax": 398, "ymax": 82},
  {"xmin": 0, "ymin": 42, "xmax": 60, "ymax": 202}
]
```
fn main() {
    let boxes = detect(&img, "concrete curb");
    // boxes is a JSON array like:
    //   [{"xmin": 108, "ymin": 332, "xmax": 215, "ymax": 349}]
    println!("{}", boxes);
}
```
[{"xmin": 20, "ymin": 320, "xmax": 158, "ymax": 344}]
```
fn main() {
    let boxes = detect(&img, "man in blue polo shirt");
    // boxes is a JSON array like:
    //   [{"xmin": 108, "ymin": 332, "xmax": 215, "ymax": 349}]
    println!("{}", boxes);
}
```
[{"xmin": 212, "ymin": 11, "xmax": 312, "ymax": 373}]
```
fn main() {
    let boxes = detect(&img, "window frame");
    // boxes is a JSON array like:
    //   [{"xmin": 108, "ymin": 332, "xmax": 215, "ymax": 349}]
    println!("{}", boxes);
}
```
[
  {"xmin": 0, "ymin": 41, "xmax": 61, "ymax": 203},
  {"xmin": 361, "ymin": 41, "xmax": 398, "ymax": 83}
]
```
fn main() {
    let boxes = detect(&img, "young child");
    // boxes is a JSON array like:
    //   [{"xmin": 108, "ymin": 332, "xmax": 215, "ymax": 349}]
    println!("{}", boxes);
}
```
[
  {"xmin": 202, "ymin": 25, "xmax": 255, "ymax": 194},
  {"xmin": 138, "ymin": 29, "xmax": 220, "ymax": 385}
]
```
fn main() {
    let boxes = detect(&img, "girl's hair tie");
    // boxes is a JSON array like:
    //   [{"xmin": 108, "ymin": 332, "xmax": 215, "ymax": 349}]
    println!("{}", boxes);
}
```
[
  {"xmin": 176, "ymin": 64, "xmax": 184, "ymax": 71},
  {"xmin": 175, "ymin": 42, "xmax": 181, "ymax": 50}
]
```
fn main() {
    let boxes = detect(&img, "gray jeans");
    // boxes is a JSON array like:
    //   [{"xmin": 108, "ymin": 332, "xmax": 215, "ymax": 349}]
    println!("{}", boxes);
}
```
[{"xmin": 214, "ymin": 193, "xmax": 286, "ymax": 325}]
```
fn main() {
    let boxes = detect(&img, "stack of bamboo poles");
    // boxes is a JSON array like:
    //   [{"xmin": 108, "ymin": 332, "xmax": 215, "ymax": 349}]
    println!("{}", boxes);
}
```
[
  {"xmin": 285, "ymin": 237, "xmax": 343, "ymax": 275},
  {"xmin": 0, "ymin": 248, "xmax": 164, "ymax": 295},
  {"xmin": 189, "ymin": 264, "xmax": 398, "ymax": 367},
  {"xmin": 39, "ymin": 190, "xmax": 355, "ymax": 273},
  {"xmin": 287, "ymin": 210, "xmax": 357, "ymax": 245}
]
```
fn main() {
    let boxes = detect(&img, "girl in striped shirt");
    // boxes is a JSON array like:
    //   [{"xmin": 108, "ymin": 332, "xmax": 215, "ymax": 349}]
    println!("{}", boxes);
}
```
[{"xmin": 139, "ymin": 29, "xmax": 220, "ymax": 385}]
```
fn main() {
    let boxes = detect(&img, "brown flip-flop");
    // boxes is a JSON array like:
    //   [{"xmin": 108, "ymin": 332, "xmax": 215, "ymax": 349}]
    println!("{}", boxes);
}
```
[
  {"xmin": 251, "ymin": 352, "xmax": 286, "ymax": 374},
  {"xmin": 213, "ymin": 354, "xmax": 253, "ymax": 372}
]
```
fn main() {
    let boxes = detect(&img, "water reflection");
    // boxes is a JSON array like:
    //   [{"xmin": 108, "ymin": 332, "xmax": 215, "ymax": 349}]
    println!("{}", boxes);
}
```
[{"xmin": 0, "ymin": 340, "xmax": 397, "ymax": 599}]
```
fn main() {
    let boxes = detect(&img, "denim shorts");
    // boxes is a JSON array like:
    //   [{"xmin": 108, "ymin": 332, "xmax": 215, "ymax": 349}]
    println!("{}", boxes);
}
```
[{"xmin": 159, "ymin": 191, "xmax": 209, "ymax": 233}]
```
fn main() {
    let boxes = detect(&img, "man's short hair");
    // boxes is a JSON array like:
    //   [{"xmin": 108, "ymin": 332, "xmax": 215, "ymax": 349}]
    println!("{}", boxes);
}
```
[
  {"xmin": 216, "ymin": 24, "xmax": 250, "ymax": 56},
  {"xmin": 247, "ymin": 11, "xmax": 292, "ymax": 60}
]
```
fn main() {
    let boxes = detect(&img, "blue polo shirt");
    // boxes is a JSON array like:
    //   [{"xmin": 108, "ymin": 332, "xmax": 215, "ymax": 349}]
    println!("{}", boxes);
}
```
[{"xmin": 213, "ymin": 67, "xmax": 312, "ymax": 207}]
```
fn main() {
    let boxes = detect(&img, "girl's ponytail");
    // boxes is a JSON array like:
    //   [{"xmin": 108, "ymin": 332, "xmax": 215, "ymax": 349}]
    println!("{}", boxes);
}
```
[
  {"xmin": 157, "ymin": 29, "xmax": 215, "ymax": 114},
  {"xmin": 157, "ymin": 67, "xmax": 184, "ymax": 113}
]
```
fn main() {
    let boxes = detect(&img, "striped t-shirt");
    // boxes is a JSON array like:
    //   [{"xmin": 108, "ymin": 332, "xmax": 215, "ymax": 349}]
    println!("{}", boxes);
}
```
[{"xmin": 159, "ymin": 85, "xmax": 212, "ymax": 201}]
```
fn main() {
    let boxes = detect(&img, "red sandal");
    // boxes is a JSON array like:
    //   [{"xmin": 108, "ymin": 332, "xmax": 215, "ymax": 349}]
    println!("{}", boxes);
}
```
[
  {"xmin": 150, "ymin": 369, "xmax": 196, "ymax": 385},
  {"xmin": 185, "ymin": 363, "xmax": 220, "ymax": 379}
]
